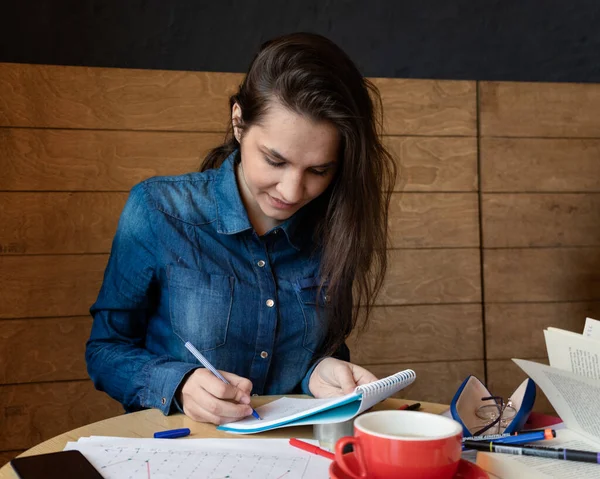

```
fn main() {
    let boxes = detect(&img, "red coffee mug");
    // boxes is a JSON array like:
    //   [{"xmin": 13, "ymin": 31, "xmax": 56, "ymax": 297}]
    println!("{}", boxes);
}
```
[{"xmin": 335, "ymin": 410, "xmax": 463, "ymax": 479}]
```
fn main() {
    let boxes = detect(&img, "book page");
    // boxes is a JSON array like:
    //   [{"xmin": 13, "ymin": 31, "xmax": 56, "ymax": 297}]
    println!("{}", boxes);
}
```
[
  {"xmin": 513, "ymin": 359, "xmax": 600, "ymax": 444},
  {"xmin": 544, "ymin": 328, "xmax": 600, "ymax": 378},
  {"xmin": 584, "ymin": 317, "xmax": 600, "ymax": 340},
  {"xmin": 477, "ymin": 429, "xmax": 600, "ymax": 478},
  {"xmin": 65, "ymin": 437, "xmax": 329, "ymax": 479}
]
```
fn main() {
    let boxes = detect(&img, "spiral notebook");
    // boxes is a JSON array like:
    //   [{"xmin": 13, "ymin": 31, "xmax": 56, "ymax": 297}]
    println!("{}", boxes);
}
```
[{"xmin": 217, "ymin": 369, "xmax": 416, "ymax": 434}]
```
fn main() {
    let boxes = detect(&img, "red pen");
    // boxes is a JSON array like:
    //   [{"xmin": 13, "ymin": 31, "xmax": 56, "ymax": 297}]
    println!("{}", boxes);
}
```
[
  {"xmin": 289, "ymin": 438, "xmax": 335, "ymax": 460},
  {"xmin": 397, "ymin": 402, "xmax": 421, "ymax": 411}
]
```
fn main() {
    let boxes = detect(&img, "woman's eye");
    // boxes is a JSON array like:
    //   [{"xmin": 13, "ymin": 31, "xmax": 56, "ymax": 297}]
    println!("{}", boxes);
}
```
[
  {"xmin": 310, "ymin": 169, "xmax": 328, "ymax": 176},
  {"xmin": 265, "ymin": 157, "xmax": 285, "ymax": 167}
]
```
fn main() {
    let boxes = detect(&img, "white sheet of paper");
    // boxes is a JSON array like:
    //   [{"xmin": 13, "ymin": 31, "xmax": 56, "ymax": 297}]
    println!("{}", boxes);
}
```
[{"xmin": 64, "ymin": 437, "xmax": 330, "ymax": 479}]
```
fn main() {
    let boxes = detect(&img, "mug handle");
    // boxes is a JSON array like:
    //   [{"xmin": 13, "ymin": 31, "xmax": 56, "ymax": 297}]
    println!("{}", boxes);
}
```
[{"xmin": 335, "ymin": 436, "xmax": 368, "ymax": 479}]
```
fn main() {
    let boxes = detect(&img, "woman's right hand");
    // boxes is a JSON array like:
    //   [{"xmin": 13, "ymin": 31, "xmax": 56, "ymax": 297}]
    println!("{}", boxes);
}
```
[{"xmin": 178, "ymin": 369, "xmax": 254, "ymax": 425}]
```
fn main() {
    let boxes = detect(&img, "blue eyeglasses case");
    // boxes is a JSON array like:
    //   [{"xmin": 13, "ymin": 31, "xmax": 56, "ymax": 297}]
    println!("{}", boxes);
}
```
[{"xmin": 450, "ymin": 375, "xmax": 536, "ymax": 436}]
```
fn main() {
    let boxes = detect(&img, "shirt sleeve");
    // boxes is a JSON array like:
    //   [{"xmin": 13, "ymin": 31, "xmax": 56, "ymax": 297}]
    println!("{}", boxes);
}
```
[
  {"xmin": 299, "ymin": 341, "xmax": 351, "ymax": 395},
  {"xmin": 85, "ymin": 183, "xmax": 197, "ymax": 415}
]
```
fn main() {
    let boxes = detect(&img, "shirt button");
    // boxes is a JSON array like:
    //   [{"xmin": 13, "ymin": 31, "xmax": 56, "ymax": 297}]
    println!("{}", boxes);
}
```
[
  {"xmin": 260, "ymin": 351, "xmax": 269, "ymax": 359},
  {"xmin": 161, "ymin": 397, "xmax": 166, "ymax": 405},
  {"xmin": 266, "ymin": 299, "xmax": 275, "ymax": 307},
  {"xmin": 257, "ymin": 260, "xmax": 266, "ymax": 267}
]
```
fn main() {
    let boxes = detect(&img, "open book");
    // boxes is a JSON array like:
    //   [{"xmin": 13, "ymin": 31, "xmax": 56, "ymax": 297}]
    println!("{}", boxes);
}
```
[
  {"xmin": 217, "ymin": 369, "xmax": 416, "ymax": 434},
  {"xmin": 476, "ymin": 320, "xmax": 600, "ymax": 478},
  {"xmin": 544, "ymin": 317, "xmax": 600, "ymax": 379}
]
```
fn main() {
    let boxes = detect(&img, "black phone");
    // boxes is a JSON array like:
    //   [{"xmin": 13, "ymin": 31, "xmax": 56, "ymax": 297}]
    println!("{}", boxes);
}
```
[{"xmin": 10, "ymin": 450, "xmax": 103, "ymax": 479}]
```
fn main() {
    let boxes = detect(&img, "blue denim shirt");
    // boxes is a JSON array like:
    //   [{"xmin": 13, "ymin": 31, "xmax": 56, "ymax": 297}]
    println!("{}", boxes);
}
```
[{"xmin": 86, "ymin": 152, "xmax": 348, "ymax": 415}]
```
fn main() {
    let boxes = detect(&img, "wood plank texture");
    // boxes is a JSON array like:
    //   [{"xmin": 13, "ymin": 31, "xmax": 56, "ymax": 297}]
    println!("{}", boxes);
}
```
[
  {"xmin": 485, "ymin": 302, "xmax": 600, "ymax": 359},
  {"xmin": 0, "ymin": 381, "xmax": 122, "ymax": 450},
  {"xmin": 0, "ymin": 255, "xmax": 107, "ymax": 319},
  {"xmin": 348, "ymin": 305, "xmax": 483, "ymax": 364},
  {"xmin": 481, "ymin": 138, "xmax": 600, "ymax": 193},
  {"xmin": 386, "ymin": 137, "xmax": 477, "ymax": 192},
  {"xmin": 373, "ymin": 78, "xmax": 476, "ymax": 136},
  {"xmin": 0, "ymin": 317, "xmax": 92, "ymax": 384},
  {"xmin": 0, "ymin": 64, "xmax": 240, "ymax": 131},
  {"xmin": 379, "ymin": 249, "xmax": 481, "ymax": 305},
  {"xmin": 484, "ymin": 248, "xmax": 600, "ymax": 302},
  {"xmin": 0, "ymin": 64, "xmax": 476, "ymax": 135},
  {"xmin": 0, "ymin": 193, "xmax": 126, "ymax": 255},
  {"xmin": 389, "ymin": 193, "xmax": 479, "ymax": 248},
  {"xmin": 367, "ymin": 360, "xmax": 485, "ymax": 405},
  {"xmin": 482, "ymin": 194, "xmax": 600, "ymax": 248},
  {"xmin": 480, "ymin": 81, "xmax": 600, "ymax": 138},
  {"xmin": 0, "ymin": 128, "xmax": 223, "ymax": 191},
  {"xmin": 486, "ymin": 359, "xmax": 555, "ymax": 414}
]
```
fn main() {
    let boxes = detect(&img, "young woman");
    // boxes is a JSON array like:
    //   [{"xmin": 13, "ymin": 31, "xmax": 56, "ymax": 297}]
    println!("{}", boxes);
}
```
[{"xmin": 86, "ymin": 32, "xmax": 397, "ymax": 425}]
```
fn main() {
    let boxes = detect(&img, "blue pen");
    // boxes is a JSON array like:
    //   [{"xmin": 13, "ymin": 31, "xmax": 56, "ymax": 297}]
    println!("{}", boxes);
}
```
[
  {"xmin": 184, "ymin": 341, "xmax": 262, "ymax": 420},
  {"xmin": 154, "ymin": 427, "xmax": 191, "ymax": 439},
  {"xmin": 492, "ymin": 429, "xmax": 555, "ymax": 445}
]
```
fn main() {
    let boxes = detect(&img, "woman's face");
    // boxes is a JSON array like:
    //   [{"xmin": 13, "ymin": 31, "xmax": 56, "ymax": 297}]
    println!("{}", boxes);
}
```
[{"xmin": 233, "ymin": 101, "xmax": 340, "ymax": 234}]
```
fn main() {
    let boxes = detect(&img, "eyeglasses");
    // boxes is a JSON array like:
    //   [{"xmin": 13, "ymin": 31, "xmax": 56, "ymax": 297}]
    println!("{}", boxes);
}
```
[{"xmin": 471, "ymin": 395, "xmax": 517, "ymax": 436}]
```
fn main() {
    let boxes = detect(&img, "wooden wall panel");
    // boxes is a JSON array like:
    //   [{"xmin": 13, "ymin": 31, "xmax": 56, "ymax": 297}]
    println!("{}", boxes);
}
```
[
  {"xmin": 0, "ymin": 317, "xmax": 91, "ymax": 384},
  {"xmin": 0, "ymin": 381, "xmax": 122, "ymax": 450},
  {"xmin": 373, "ymin": 78, "xmax": 476, "ymax": 136},
  {"xmin": 368, "ymin": 361, "xmax": 485, "ymax": 405},
  {"xmin": 482, "ymin": 194, "xmax": 600, "ymax": 248},
  {"xmin": 379, "ymin": 249, "xmax": 481, "ymax": 305},
  {"xmin": 0, "ymin": 64, "xmax": 476, "ymax": 135},
  {"xmin": 389, "ymin": 193, "xmax": 479, "ymax": 248},
  {"xmin": 486, "ymin": 302, "xmax": 600, "ymax": 359},
  {"xmin": 480, "ymin": 81, "xmax": 600, "ymax": 138},
  {"xmin": 487, "ymin": 359, "xmax": 555, "ymax": 414},
  {"xmin": 481, "ymin": 138, "xmax": 600, "ymax": 193},
  {"xmin": 0, "ymin": 129, "xmax": 223, "ymax": 191},
  {"xmin": 386, "ymin": 137, "xmax": 477, "ymax": 192},
  {"xmin": 0, "ymin": 193, "xmax": 126, "ymax": 255},
  {"xmin": 0, "ymin": 255, "xmax": 107, "ymax": 319},
  {"xmin": 484, "ymin": 248, "xmax": 600, "ymax": 303},
  {"xmin": 0, "ymin": 64, "xmax": 240, "ymax": 131},
  {"xmin": 348, "ymin": 304, "xmax": 483, "ymax": 364}
]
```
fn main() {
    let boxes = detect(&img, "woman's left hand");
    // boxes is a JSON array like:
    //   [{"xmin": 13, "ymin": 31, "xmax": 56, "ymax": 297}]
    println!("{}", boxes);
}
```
[{"xmin": 308, "ymin": 358, "xmax": 378, "ymax": 397}]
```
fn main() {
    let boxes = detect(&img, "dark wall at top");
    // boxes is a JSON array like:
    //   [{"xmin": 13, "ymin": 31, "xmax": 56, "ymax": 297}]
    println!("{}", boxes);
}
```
[{"xmin": 1, "ymin": 0, "xmax": 600, "ymax": 82}]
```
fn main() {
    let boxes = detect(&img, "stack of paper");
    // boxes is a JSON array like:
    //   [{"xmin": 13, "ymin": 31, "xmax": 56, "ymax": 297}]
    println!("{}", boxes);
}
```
[{"xmin": 64, "ymin": 437, "xmax": 330, "ymax": 479}]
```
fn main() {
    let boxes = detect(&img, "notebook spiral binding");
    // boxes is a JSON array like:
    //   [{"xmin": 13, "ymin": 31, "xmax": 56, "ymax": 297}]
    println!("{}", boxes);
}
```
[{"xmin": 357, "ymin": 369, "xmax": 416, "ymax": 396}]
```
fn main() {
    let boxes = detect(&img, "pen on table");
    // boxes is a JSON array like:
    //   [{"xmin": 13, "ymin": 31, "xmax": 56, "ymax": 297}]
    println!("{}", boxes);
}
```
[
  {"xmin": 463, "ymin": 429, "xmax": 556, "ymax": 444},
  {"xmin": 289, "ymin": 438, "xmax": 335, "ymax": 460},
  {"xmin": 462, "ymin": 440, "xmax": 600, "ymax": 464},
  {"xmin": 490, "ymin": 429, "xmax": 556, "ymax": 445},
  {"xmin": 154, "ymin": 427, "xmax": 191, "ymax": 439},
  {"xmin": 184, "ymin": 341, "xmax": 261, "ymax": 420},
  {"xmin": 397, "ymin": 402, "xmax": 421, "ymax": 411}
]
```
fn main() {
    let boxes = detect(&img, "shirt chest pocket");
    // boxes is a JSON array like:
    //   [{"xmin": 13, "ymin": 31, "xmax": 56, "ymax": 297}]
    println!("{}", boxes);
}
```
[
  {"xmin": 167, "ymin": 265, "xmax": 234, "ymax": 352},
  {"xmin": 294, "ymin": 276, "xmax": 329, "ymax": 353}
]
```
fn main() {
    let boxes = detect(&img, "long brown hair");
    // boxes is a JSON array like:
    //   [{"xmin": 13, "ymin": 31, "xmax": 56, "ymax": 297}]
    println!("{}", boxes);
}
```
[{"xmin": 201, "ymin": 32, "xmax": 397, "ymax": 354}]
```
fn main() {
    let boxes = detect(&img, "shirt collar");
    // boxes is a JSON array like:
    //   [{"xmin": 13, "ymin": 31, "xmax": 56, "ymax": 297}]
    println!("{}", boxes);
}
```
[{"xmin": 213, "ymin": 150, "xmax": 306, "ymax": 251}]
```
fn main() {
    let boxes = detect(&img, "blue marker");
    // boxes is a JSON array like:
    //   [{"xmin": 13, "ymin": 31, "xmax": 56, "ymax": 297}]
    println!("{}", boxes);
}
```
[
  {"xmin": 154, "ymin": 428, "xmax": 190, "ymax": 439},
  {"xmin": 184, "ymin": 341, "xmax": 262, "ymax": 420}
]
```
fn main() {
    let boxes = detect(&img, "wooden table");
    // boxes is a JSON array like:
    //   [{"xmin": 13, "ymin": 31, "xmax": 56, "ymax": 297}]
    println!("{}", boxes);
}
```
[{"xmin": 0, "ymin": 396, "xmax": 448, "ymax": 478}]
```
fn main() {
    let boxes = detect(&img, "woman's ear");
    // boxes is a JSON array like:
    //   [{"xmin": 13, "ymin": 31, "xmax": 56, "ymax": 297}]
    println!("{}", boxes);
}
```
[{"xmin": 231, "ymin": 103, "xmax": 242, "ymax": 142}]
